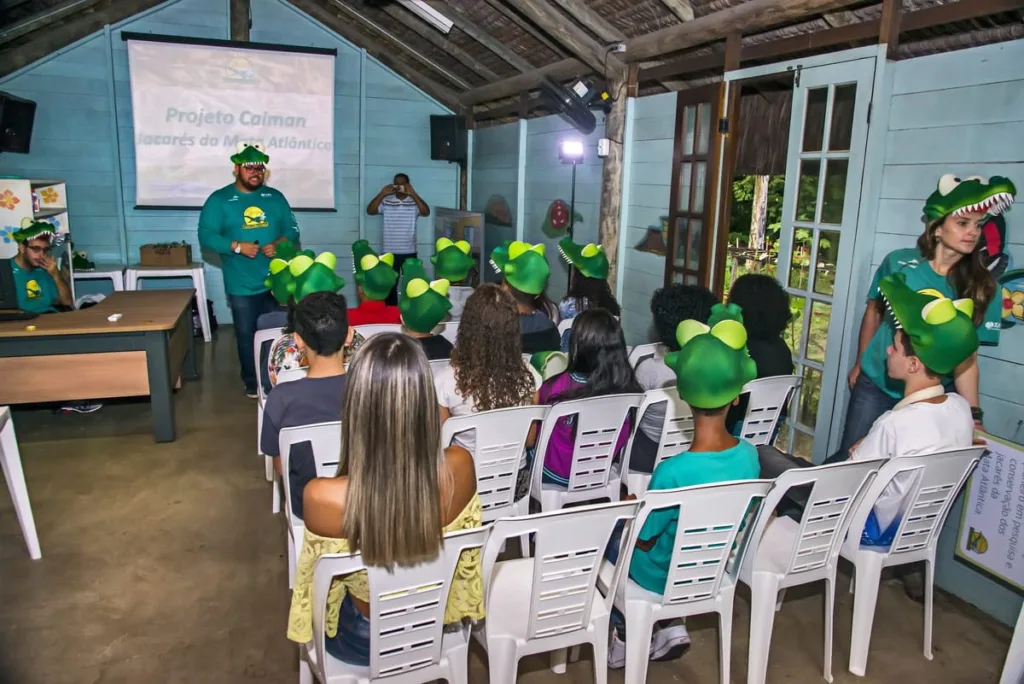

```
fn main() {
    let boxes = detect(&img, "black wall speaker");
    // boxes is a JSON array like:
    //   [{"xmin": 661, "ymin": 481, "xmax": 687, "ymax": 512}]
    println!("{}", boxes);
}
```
[
  {"xmin": 0, "ymin": 91, "xmax": 37, "ymax": 154},
  {"xmin": 429, "ymin": 115, "xmax": 467, "ymax": 163}
]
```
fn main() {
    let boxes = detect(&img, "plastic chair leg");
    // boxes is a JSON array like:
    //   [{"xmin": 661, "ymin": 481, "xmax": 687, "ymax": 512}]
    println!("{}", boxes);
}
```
[
  {"xmin": 550, "ymin": 648, "xmax": 567, "ymax": 674},
  {"xmin": 747, "ymin": 572, "xmax": 780, "ymax": 684},
  {"xmin": 824, "ymin": 575, "xmax": 835, "ymax": 683},
  {"xmin": 299, "ymin": 651, "xmax": 314, "ymax": 684},
  {"xmin": 624, "ymin": 602, "xmax": 654, "ymax": 684},
  {"xmin": 288, "ymin": 531, "xmax": 296, "ymax": 589},
  {"xmin": 848, "ymin": 556, "xmax": 883, "ymax": 677},
  {"xmin": 485, "ymin": 637, "xmax": 520, "ymax": 684},
  {"xmin": 924, "ymin": 558, "xmax": 935, "ymax": 660},
  {"xmin": 272, "ymin": 475, "xmax": 281, "ymax": 515},
  {"xmin": 719, "ymin": 604, "xmax": 734, "ymax": 684},
  {"xmin": 0, "ymin": 419, "xmax": 41, "ymax": 560}
]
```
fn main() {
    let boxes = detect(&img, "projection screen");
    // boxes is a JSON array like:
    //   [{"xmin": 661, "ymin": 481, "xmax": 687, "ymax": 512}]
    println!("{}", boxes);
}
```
[{"xmin": 124, "ymin": 34, "xmax": 336, "ymax": 209}]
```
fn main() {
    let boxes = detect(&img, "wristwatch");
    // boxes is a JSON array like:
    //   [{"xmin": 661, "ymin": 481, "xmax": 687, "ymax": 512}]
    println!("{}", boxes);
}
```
[
  {"xmin": 232, "ymin": 241, "xmax": 241, "ymax": 254},
  {"xmin": 971, "ymin": 406, "xmax": 984, "ymax": 422}
]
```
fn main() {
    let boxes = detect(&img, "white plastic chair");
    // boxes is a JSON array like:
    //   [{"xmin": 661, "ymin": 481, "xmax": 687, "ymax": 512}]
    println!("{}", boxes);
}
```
[
  {"xmin": 602, "ymin": 479, "xmax": 772, "ymax": 684},
  {"xmin": 627, "ymin": 342, "xmax": 666, "ymax": 369},
  {"xmin": 438, "ymin": 319, "xmax": 459, "ymax": 344},
  {"xmin": 428, "ymin": 358, "xmax": 450, "ymax": 376},
  {"xmin": 255, "ymin": 327, "xmax": 286, "ymax": 512},
  {"xmin": 841, "ymin": 446, "xmax": 985, "ymax": 677},
  {"xmin": 353, "ymin": 324, "xmax": 402, "ymax": 339},
  {"xmin": 0, "ymin": 407, "xmax": 41, "ymax": 560},
  {"xmin": 738, "ymin": 375, "xmax": 801, "ymax": 446},
  {"xmin": 125, "ymin": 262, "xmax": 212, "ymax": 341},
  {"xmin": 529, "ymin": 393, "xmax": 643, "ymax": 513},
  {"xmin": 620, "ymin": 387, "xmax": 693, "ymax": 496},
  {"xmin": 738, "ymin": 459, "xmax": 883, "ymax": 684},
  {"xmin": 556, "ymin": 317, "xmax": 574, "ymax": 337},
  {"xmin": 279, "ymin": 421, "xmax": 343, "ymax": 588},
  {"xmin": 477, "ymin": 500, "xmax": 643, "ymax": 684},
  {"xmin": 302, "ymin": 526, "xmax": 488, "ymax": 684}
]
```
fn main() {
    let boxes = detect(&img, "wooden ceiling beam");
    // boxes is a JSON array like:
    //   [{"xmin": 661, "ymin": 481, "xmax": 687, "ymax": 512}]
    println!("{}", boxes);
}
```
[
  {"xmin": 380, "ymin": 3, "xmax": 499, "ymax": 81},
  {"xmin": 460, "ymin": 56, "xmax": 587, "ymax": 105},
  {"xmin": 481, "ymin": 0, "xmax": 569, "ymax": 59},
  {"xmin": 229, "ymin": 0, "xmax": 250, "ymax": 41},
  {"xmin": 659, "ymin": 0, "xmax": 695, "ymax": 23},
  {"xmin": 289, "ymin": 0, "xmax": 463, "ymax": 111},
  {"xmin": 878, "ymin": 0, "xmax": 902, "ymax": 57},
  {"xmin": 0, "ymin": 0, "xmax": 106, "ymax": 46},
  {"xmin": 426, "ymin": 0, "xmax": 536, "ymax": 72},
  {"xmin": 504, "ymin": 0, "xmax": 625, "ymax": 76},
  {"xmin": 550, "ymin": 0, "xmax": 626, "ymax": 43}
]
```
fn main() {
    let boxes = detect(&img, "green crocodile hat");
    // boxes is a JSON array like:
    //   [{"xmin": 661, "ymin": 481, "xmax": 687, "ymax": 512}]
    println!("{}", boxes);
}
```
[
  {"xmin": 230, "ymin": 141, "xmax": 269, "ymax": 167},
  {"xmin": 264, "ymin": 243, "xmax": 345, "ymax": 305},
  {"xmin": 558, "ymin": 237, "xmax": 609, "ymax": 280},
  {"xmin": 399, "ymin": 258, "xmax": 451, "ymax": 333},
  {"xmin": 431, "ymin": 237, "xmax": 474, "ymax": 282},
  {"xmin": 352, "ymin": 239, "xmax": 397, "ymax": 301},
  {"xmin": 664, "ymin": 302, "xmax": 757, "ymax": 410},
  {"xmin": 878, "ymin": 272, "xmax": 978, "ymax": 375},
  {"xmin": 923, "ymin": 174, "xmax": 1016, "ymax": 222},
  {"xmin": 11, "ymin": 217, "xmax": 56, "ymax": 243},
  {"xmin": 490, "ymin": 240, "xmax": 550, "ymax": 295}
]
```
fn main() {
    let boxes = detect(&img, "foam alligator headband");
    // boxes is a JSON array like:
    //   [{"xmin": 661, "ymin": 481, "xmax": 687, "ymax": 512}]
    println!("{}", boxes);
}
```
[
  {"xmin": 264, "ymin": 240, "xmax": 345, "ymax": 305},
  {"xmin": 665, "ymin": 302, "xmax": 757, "ymax": 410},
  {"xmin": 351, "ymin": 239, "xmax": 397, "ymax": 301},
  {"xmin": 489, "ymin": 240, "xmax": 551, "ymax": 295},
  {"xmin": 431, "ymin": 237, "xmax": 474, "ymax": 282},
  {"xmin": 398, "ymin": 258, "xmax": 451, "ymax": 333},
  {"xmin": 923, "ymin": 174, "xmax": 1016, "ymax": 222},
  {"xmin": 878, "ymin": 272, "xmax": 978, "ymax": 375},
  {"xmin": 558, "ymin": 236, "xmax": 609, "ymax": 280},
  {"xmin": 231, "ymin": 141, "xmax": 269, "ymax": 167}
]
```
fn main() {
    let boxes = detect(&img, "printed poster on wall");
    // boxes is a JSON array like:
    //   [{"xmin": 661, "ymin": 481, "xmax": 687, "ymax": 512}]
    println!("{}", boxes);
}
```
[{"xmin": 956, "ymin": 433, "xmax": 1024, "ymax": 591}]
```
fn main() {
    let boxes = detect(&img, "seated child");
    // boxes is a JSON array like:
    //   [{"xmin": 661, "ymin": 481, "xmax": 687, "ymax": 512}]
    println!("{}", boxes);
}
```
[
  {"xmin": 556, "ymin": 237, "xmax": 620, "ymax": 351},
  {"xmin": 610, "ymin": 303, "xmax": 760, "ymax": 666},
  {"xmin": 399, "ymin": 258, "xmax": 453, "ymax": 360},
  {"xmin": 260, "ymin": 291, "xmax": 352, "ymax": 518},
  {"xmin": 431, "ymin": 237, "xmax": 475, "ymax": 319},
  {"xmin": 490, "ymin": 240, "xmax": 561, "ymax": 354},
  {"xmin": 348, "ymin": 239, "xmax": 402, "ymax": 326}
]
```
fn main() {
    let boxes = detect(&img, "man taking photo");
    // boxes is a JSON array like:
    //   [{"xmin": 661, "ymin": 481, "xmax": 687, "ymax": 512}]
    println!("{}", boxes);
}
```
[{"xmin": 366, "ymin": 172, "xmax": 430, "ymax": 305}]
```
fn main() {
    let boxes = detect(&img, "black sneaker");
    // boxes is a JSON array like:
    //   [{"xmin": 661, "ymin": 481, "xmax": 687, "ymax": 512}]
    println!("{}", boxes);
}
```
[
  {"xmin": 245, "ymin": 388, "xmax": 259, "ymax": 399},
  {"xmin": 59, "ymin": 401, "xmax": 103, "ymax": 414}
]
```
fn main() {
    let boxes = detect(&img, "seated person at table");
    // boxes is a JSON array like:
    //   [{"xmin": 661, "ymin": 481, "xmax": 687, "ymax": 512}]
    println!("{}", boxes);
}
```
[
  {"xmin": 556, "ymin": 237, "xmax": 620, "ymax": 351},
  {"xmin": 431, "ymin": 237, "xmax": 475, "ymax": 319},
  {"xmin": 538, "ymin": 309, "xmax": 641, "ymax": 486},
  {"xmin": 490, "ymin": 240, "xmax": 561, "ymax": 355},
  {"xmin": 287, "ymin": 333, "xmax": 483, "ymax": 665},
  {"xmin": 629, "ymin": 284, "xmax": 719, "ymax": 474},
  {"xmin": 609, "ymin": 303, "xmax": 760, "ymax": 666},
  {"xmin": 348, "ymin": 240, "xmax": 401, "ymax": 326},
  {"xmin": 399, "ymin": 258, "xmax": 453, "ymax": 360},
  {"xmin": 11, "ymin": 219, "xmax": 72, "ymax": 314},
  {"xmin": 260, "ymin": 291, "xmax": 352, "ymax": 518}
]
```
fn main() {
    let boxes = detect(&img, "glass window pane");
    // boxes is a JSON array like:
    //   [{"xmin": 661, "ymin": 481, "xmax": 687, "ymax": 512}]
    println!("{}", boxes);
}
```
[
  {"xmin": 821, "ymin": 159, "xmax": 848, "ymax": 225},
  {"xmin": 802, "ymin": 88, "xmax": 828, "ymax": 153},
  {"xmin": 792, "ymin": 430, "xmax": 814, "ymax": 461},
  {"xmin": 675, "ymin": 218, "xmax": 688, "ymax": 266},
  {"xmin": 787, "ymin": 294, "xmax": 806, "ymax": 357},
  {"xmin": 776, "ymin": 423, "xmax": 791, "ymax": 453},
  {"xmin": 678, "ymin": 163, "xmax": 691, "ymax": 212},
  {"xmin": 806, "ymin": 301, "xmax": 831, "ymax": 363},
  {"xmin": 788, "ymin": 230, "xmax": 812, "ymax": 291},
  {"xmin": 799, "ymin": 365, "xmax": 822, "ymax": 429},
  {"xmin": 828, "ymin": 84, "xmax": 858, "ymax": 152},
  {"xmin": 692, "ymin": 162, "xmax": 706, "ymax": 213},
  {"xmin": 683, "ymin": 105, "xmax": 696, "ymax": 155},
  {"xmin": 688, "ymin": 219, "xmax": 703, "ymax": 270},
  {"xmin": 795, "ymin": 159, "xmax": 820, "ymax": 222},
  {"xmin": 697, "ymin": 102, "xmax": 712, "ymax": 155},
  {"xmin": 813, "ymin": 230, "xmax": 840, "ymax": 296},
  {"xmin": 685, "ymin": 273, "xmax": 698, "ymax": 285}
]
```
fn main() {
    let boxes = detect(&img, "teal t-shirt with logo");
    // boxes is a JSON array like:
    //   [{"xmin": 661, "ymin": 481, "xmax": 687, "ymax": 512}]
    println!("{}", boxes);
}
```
[
  {"xmin": 197, "ymin": 183, "xmax": 300, "ymax": 296},
  {"xmin": 10, "ymin": 259, "xmax": 59, "ymax": 313},
  {"xmin": 861, "ymin": 247, "xmax": 1001, "ymax": 400},
  {"xmin": 628, "ymin": 440, "xmax": 760, "ymax": 595}
]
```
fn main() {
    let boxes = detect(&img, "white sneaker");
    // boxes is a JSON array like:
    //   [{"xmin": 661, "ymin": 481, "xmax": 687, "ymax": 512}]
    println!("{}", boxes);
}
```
[
  {"xmin": 608, "ymin": 629, "xmax": 626, "ymax": 669},
  {"xmin": 650, "ymin": 623, "xmax": 691, "ymax": 661}
]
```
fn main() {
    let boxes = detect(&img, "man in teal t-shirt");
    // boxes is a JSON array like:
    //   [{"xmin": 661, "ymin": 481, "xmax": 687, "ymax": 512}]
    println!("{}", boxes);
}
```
[
  {"xmin": 11, "ymin": 224, "xmax": 72, "ymax": 314},
  {"xmin": 198, "ymin": 143, "xmax": 300, "ymax": 397}
]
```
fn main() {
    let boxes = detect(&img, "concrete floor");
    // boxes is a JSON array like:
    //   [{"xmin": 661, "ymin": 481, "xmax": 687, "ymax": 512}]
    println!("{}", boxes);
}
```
[{"xmin": 0, "ymin": 331, "xmax": 1013, "ymax": 683}]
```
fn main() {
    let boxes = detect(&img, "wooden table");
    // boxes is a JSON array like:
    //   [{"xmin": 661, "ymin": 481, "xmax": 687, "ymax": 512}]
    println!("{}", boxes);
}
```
[{"xmin": 0, "ymin": 291, "xmax": 198, "ymax": 442}]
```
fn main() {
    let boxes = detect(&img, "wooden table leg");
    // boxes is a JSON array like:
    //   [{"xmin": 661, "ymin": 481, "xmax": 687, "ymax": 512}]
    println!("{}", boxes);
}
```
[
  {"xmin": 145, "ymin": 331, "xmax": 176, "ymax": 443},
  {"xmin": 184, "ymin": 325, "xmax": 199, "ymax": 382}
]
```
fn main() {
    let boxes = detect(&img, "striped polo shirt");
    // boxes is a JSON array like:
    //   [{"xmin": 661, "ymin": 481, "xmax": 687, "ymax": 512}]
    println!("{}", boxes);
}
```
[{"xmin": 380, "ymin": 195, "xmax": 420, "ymax": 254}]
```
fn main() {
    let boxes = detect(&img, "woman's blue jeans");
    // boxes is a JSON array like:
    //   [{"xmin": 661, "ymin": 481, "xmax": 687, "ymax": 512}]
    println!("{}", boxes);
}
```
[{"xmin": 839, "ymin": 373, "xmax": 898, "ymax": 456}]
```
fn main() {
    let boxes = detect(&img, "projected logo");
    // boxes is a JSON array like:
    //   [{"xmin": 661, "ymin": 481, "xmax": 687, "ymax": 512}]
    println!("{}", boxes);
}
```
[
  {"xmin": 225, "ymin": 57, "xmax": 255, "ymax": 83},
  {"xmin": 243, "ymin": 206, "xmax": 269, "ymax": 229}
]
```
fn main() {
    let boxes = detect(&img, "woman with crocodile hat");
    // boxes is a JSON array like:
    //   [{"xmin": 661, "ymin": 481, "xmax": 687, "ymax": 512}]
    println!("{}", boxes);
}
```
[{"xmin": 840, "ymin": 173, "xmax": 1016, "ymax": 454}]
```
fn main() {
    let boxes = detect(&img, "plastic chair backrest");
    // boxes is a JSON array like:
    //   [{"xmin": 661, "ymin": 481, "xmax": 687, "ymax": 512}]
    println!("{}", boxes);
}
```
[
  {"xmin": 743, "ymin": 460, "xmax": 882, "ymax": 577},
  {"xmin": 557, "ymin": 317, "xmax": 574, "ymax": 336},
  {"xmin": 275, "ymin": 368, "xmax": 307, "ymax": 385},
  {"xmin": 442, "ymin": 405, "xmax": 550, "ymax": 520},
  {"xmin": 532, "ymin": 393, "xmax": 644, "ymax": 495},
  {"xmin": 429, "ymin": 358, "xmax": 451, "ymax": 376},
  {"xmin": 738, "ymin": 375, "xmax": 801, "ymax": 446},
  {"xmin": 845, "ymin": 446, "xmax": 984, "ymax": 556},
  {"xmin": 628, "ymin": 480, "xmax": 772, "ymax": 606},
  {"xmin": 438, "ymin": 320, "xmax": 459, "ymax": 344},
  {"xmin": 627, "ymin": 343, "xmax": 666, "ymax": 369},
  {"xmin": 630, "ymin": 387, "xmax": 694, "ymax": 473},
  {"xmin": 278, "ymin": 421, "xmax": 343, "ymax": 520},
  {"xmin": 253, "ymin": 327, "xmax": 285, "ymax": 401},
  {"xmin": 481, "ymin": 500, "xmax": 642, "ymax": 640},
  {"xmin": 354, "ymin": 323, "xmax": 403, "ymax": 339},
  {"xmin": 311, "ymin": 527, "xmax": 488, "ymax": 680}
]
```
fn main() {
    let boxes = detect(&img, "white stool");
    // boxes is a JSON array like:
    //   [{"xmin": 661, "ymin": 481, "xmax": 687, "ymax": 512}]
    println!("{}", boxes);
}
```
[
  {"xmin": 73, "ymin": 263, "xmax": 125, "ymax": 291},
  {"xmin": 0, "ymin": 407, "xmax": 41, "ymax": 560},
  {"xmin": 125, "ymin": 263, "xmax": 211, "ymax": 342}
]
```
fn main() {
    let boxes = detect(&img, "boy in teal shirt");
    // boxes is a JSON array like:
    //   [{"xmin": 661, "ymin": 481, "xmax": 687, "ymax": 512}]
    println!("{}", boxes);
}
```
[
  {"xmin": 198, "ymin": 143, "xmax": 300, "ymax": 397},
  {"xmin": 10, "ymin": 220, "xmax": 72, "ymax": 314},
  {"xmin": 609, "ymin": 303, "xmax": 760, "ymax": 667}
]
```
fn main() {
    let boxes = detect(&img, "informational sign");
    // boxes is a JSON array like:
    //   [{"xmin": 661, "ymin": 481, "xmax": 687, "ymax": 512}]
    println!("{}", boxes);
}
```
[{"xmin": 956, "ymin": 433, "xmax": 1024, "ymax": 591}]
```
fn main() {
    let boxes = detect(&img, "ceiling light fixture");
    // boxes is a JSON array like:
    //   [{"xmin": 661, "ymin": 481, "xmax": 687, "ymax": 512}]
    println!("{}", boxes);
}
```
[{"xmin": 398, "ymin": 0, "xmax": 453, "ymax": 34}]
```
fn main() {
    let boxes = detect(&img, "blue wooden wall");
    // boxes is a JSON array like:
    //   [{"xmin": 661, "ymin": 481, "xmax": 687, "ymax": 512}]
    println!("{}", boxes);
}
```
[
  {"xmin": 0, "ymin": 0, "xmax": 458, "ymax": 322},
  {"xmin": 859, "ymin": 39, "xmax": 1024, "ymax": 626},
  {"xmin": 620, "ymin": 91, "xmax": 675, "ymax": 346}
]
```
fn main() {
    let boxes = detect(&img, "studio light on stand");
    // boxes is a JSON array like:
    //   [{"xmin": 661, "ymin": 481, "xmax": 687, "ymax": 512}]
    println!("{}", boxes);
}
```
[{"xmin": 559, "ymin": 138, "xmax": 584, "ymax": 286}]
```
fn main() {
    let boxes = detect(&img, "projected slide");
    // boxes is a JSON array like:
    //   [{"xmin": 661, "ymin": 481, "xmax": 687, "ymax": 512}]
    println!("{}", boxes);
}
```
[{"xmin": 126, "ymin": 38, "xmax": 336, "ymax": 209}]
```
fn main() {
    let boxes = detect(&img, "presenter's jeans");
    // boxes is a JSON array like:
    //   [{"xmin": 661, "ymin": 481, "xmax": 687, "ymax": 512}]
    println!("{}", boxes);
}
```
[
  {"xmin": 228, "ymin": 291, "xmax": 278, "ymax": 393},
  {"xmin": 385, "ymin": 253, "xmax": 416, "ymax": 306},
  {"xmin": 839, "ymin": 373, "xmax": 897, "ymax": 456}
]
